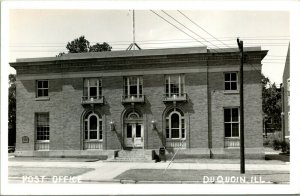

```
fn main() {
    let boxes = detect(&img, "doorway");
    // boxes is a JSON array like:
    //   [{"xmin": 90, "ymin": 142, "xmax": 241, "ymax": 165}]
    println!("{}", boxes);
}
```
[{"xmin": 124, "ymin": 111, "xmax": 144, "ymax": 148}]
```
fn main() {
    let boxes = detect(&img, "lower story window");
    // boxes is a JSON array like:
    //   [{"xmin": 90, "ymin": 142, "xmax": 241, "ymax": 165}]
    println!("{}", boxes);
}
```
[
  {"xmin": 36, "ymin": 113, "xmax": 50, "ymax": 141},
  {"xmin": 166, "ymin": 109, "xmax": 185, "ymax": 139},
  {"xmin": 35, "ymin": 113, "xmax": 50, "ymax": 151},
  {"xmin": 84, "ymin": 112, "xmax": 102, "ymax": 140},
  {"xmin": 224, "ymin": 108, "xmax": 239, "ymax": 138}
]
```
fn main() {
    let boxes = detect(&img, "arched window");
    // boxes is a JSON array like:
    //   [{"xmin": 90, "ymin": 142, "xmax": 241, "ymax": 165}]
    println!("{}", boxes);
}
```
[
  {"xmin": 166, "ymin": 108, "xmax": 185, "ymax": 139},
  {"xmin": 84, "ymin": 112, "xmax": 102, "ymax": 140}
]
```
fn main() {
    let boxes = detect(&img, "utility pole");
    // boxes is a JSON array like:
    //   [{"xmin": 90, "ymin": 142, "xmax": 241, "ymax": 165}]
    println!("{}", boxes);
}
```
[{"xmin": 237, "ymin": 38, "xmax": 245, "ymax": 174}]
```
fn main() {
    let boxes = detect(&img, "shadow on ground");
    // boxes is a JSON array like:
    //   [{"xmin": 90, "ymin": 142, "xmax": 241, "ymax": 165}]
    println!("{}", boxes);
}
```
[
  {"xmin": 114, "ymin": 169, "xmax": 289, "ymax": 184},
  {"xmin": 265, "ymin": 154, "xmax": 290, "ymax": 162}
]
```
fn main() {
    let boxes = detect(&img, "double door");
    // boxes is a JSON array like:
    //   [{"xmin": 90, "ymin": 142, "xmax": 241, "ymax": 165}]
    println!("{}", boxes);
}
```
[{"xmin": 125, "ymin": 123, "xmax": 144, "ymax": 148}]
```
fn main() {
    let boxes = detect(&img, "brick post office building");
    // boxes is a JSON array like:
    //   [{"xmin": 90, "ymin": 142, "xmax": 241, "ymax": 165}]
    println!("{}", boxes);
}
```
[{"xmin": 10, "ymin": 46, "xmax": 267, "ymax": 159}]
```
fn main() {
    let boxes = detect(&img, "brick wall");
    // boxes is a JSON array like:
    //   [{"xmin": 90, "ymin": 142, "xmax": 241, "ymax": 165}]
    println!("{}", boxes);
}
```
[
  {"xmin": 209, "ymin": 69, "xmax": 263, "ymax": 150},
  {"xmin": 14, "ymin": 51, "xmax": 265, "ymax": 158}
]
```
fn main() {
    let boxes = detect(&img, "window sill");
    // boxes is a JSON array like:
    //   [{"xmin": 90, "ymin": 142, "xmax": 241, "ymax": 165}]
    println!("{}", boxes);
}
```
[
  {"xmin": 223, "ymin": 90, "xmax": 239, "ymax": 94},
  {"xmin": 84, "ymin": 140, "xmax": 103, "ymax": 142},
  {"xmin": 166, "ymin": 138, "xmax": 186, "ymax": 141},
  {"xmin": 35, "ymin": 140, "xmax": 50, "ymax": 143},
  {"xmin": 35, "ymin": 149, "xmax": 50, "ymax": 151},
  {"xmin": 35, "ymin": 97, "xmax": 50, "ymax": 101}
]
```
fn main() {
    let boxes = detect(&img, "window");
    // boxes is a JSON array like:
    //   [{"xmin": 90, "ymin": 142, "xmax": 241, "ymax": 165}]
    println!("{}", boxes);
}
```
[
  {"xmin": 224, "ymin": 108, "xmax": 239, "ymax": 138},
  {"xmin": 224, "ymin": 73, "xmax": 237, "ymax": 90},
  {"xmin": 165, "ymin": 74, "xmax": 185, "ymax": 97},
  {"xmin": 84, "ymin": 78, "xmax": 102, "ymax": 99},
  {"xmin": 84, "ymin": 112, "xmax": 102, "ymax": 140},
  {"xmin": 166, "ymin": 109, "xmax": 185, "ymax": 139},
  {"xmin": 36, "ymin": 113, "xmax": 49, "ymax": 141},
  {"xmin": 36, "ymin": 80, "xmax": 48, "ymax": 97},
  {"xmin": 124, "ymin": 76, "xmax": 143, "ymax": 98}
]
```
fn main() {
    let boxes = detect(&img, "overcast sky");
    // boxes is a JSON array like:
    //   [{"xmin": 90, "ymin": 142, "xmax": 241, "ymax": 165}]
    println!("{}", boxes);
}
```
[{"xmin": 8, "ymin": 9, "xmax": 289, "ymax": 84}]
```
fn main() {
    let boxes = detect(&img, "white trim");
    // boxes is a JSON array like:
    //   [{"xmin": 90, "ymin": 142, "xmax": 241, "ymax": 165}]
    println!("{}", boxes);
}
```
[
  {"xmin": 165, "ymin": 74, "xmax": 185, "ymax": 97},
  {"xmin": 166, "ymin": 110, "xmax": 185, "ymax": 140},
  {"xmin": 124, "ymin": 76, "xmax": 143, "ymax": 98},
  {"xmin": 36, "ymin": 80, "xmax": 49, "ymax": 98},
  {"xmin": 224, "ymin": 107, "xmax": 240, "ymax": 138},
  {"xmin": 84, "ymin": 78, "xmax": 102, "ymax": 98},
  {"xmin": 224, "ymin": 72, "xmax": 238, "ymax": 91},
  {"xmin": 35, "ymin": 113, "xmax": 50, "ymax": 150},
  {"xmin": 84, "ymin": 112, "xmax": 103, "ymax": 141}
]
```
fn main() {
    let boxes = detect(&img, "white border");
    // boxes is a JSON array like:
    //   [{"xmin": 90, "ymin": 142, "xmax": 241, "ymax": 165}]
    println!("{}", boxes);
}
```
[{"xmin": 1, "ymin": 0, "xmax": 300, "ymax": 195}]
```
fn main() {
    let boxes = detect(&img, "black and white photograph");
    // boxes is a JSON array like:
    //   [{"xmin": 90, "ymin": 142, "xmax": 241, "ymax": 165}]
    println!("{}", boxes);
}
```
[{"xmin": 1, "ymin": 0, "xmax": 300, "ymax": 195}]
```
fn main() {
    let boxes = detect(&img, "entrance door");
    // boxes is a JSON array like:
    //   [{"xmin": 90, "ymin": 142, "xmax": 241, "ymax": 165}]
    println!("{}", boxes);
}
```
[{"xmin": 125, "ymin": 123, "xmax": 144, "ymax": 148}]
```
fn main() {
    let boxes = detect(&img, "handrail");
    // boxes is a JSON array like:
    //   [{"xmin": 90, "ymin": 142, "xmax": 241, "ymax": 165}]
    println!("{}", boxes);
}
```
[{"xmin": 163, "ymin": 139, "xmax": 185, "ymax": 173}]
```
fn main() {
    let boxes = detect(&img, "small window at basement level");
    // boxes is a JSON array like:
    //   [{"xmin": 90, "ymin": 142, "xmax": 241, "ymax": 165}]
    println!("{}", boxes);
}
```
[
  {"xmin": 224, "ymin": 73, "xmax": 237, "ymax": 90},
  {"xmin": 36, "ymin": 80, "xmax": 49, "ymax": 97}
]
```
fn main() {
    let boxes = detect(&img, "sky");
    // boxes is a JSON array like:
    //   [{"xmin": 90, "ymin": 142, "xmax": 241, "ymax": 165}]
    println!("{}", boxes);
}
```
[{"xmin": 8, "ymin": 9, "xmax": 289, "ymax": 84}]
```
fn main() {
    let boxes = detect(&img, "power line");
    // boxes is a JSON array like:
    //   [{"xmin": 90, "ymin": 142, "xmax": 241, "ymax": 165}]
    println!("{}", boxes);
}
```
[
  {"xmin": 9, "ymin": 39, "xmax": 289, "ymax": 47},
  {"xmin": 9, "ymin": 43, "xmax": 289, "ymax": 49},
  {"xmin": 177, "ymin": 10, "xmax": 231, "ymax": 48},
  {"xmin": 161, "ymin": 10, "xmax": 223, "ymax": 51},
  {"xmin": 9, "ymin": 36, "xmax": 290, "ymax": 45},
  {"xmin": 9, "ymin": 38, "xmax": 289, "ymax": 46},
  {"xmin": 150, "ymin": 10, "xmax": 208, "ymax": 49}
]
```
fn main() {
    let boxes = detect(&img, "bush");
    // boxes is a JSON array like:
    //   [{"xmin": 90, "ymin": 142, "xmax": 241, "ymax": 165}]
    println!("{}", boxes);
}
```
[
  {"xmin": 263, "ymin": 139, "xmax": 270, "ymax": 146},
  {"xmin": 272, "ymin": 139, "xmax": 281, "ymax": 150},
  {"xmin": 280, "ymin": 140, "xmax": 290, "ymax": 154}
]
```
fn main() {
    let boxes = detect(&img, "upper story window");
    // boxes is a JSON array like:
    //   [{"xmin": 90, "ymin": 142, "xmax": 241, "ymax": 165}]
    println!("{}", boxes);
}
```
[
  {"xmin": 36, "ymin": 80, "xmax": 49, "ymax": 97},
  {"xmin": 124, "ymin": 76, "xmax": 143, "ymax": 98},
  {"xmin": 224, "ymin": 72, "xmax": 237, "ymax": 91},
  {"xmin": 224, "ymin": 108, "xmax": 239, "ymax": 138},
  {"xmin": 165, "ymin": 74, "xmax": 185, "ymax": 97},
  {"xmin": 84, "ymin": 78, "xmax": 102, "ymax": 99}
]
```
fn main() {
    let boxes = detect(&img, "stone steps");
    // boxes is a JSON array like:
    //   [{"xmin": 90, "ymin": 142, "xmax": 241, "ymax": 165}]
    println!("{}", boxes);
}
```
[{"xmin": 107, "ymin": 150, "xmax": 153, "ymax": 162}]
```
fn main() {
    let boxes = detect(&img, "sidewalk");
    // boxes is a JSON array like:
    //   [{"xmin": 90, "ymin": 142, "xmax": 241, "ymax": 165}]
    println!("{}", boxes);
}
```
[{"xmin": 8, "ymin": 158, "xmax": 289, "ymax": 183}]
